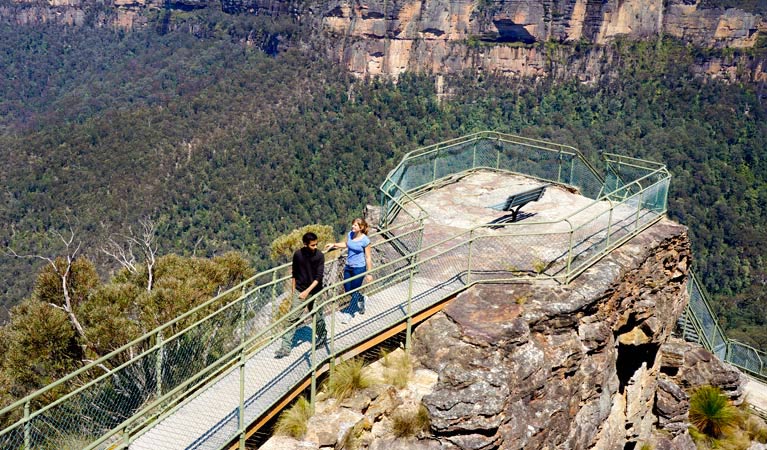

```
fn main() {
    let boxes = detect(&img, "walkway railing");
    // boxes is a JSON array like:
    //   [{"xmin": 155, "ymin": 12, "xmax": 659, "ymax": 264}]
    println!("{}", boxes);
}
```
[
  {"xmin": 683, "ymin": 272, "xmax": 767, "ymax": 379},
  {"xmin": 0, "ymin": 132, "xmax": 671, "ymax": 450}
]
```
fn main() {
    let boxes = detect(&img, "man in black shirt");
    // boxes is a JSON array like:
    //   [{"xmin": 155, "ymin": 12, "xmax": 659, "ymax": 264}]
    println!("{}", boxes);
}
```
[{"xmin": 275, "ymin": 232, "xmax": 328, "ymax": 358}]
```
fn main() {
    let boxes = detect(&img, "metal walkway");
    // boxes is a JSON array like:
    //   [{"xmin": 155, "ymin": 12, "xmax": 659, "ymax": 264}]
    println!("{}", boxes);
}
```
[{"xmin": 132, "ymin": 274, "xmax": 462, "ymax": 450}]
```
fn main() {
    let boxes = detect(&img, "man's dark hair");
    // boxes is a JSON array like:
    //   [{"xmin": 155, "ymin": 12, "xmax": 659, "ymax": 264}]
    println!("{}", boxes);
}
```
[{"xmin": 302, "ymin": 232, "xmax": 318, "ymax": 245}]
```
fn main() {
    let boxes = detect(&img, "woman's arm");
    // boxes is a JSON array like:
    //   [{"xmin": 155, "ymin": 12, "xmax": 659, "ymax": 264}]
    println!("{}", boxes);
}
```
[{"xmin": 324, "ymin": 240, "xmax": 347, "ymax": 252}]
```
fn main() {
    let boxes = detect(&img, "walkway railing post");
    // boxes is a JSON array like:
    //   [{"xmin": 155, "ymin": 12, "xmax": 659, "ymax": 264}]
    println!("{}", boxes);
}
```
[
  {"xmin": 155, "ymin": 330, "xmax": 164, "ymax": 398},
  {"xmin": 569, "ymin": 158, "xmax": 575, "ymax": 185},
  {"xmin": 238, "ymin": 350, "xmax": 246, "ymax": 450},
  {"xmin": 472, "ymin": 140, "xmax": 478, "ymax": 169},
  {"xmin": 557, "ymin": 147, "xmax": 563, "ymax": 183},
  {"xmin": 405, "ymin": 258, "xmax": 415, "ymax": 351},
  {"xmin": 236, "ymin": 286, "xmax": 248, "ymax": 449},
  {"xmin": 565, "ymin": 228, "xmax": 574, "ymax": 283},
  {"xmin": 405, "ymin": 219, "xmax": 425, "ymax": 350},
  {"xmin": 23, "ymin": 401, "xmax": 30, "ymax": 450},
  {"xmin": 605, "ymin": 206, "xmax": 613, "ymax": 249},
  {"xmin": 432, "ymin": 148, "xmax": 439, "ymax": 182},
  {"xmin": 121, "ymin": 425, "xmax": 129, "ymax": 449},
  {"xmin": 466, "ymin": 230, "xmax": 473, "ymax": 284},
  {"xmin": 310, "ymin": 313, "xmax": 318, "ymax": 407},
  {"xmin": 271, "ymin": 271, "xmax": 277, "ymax": 310}
]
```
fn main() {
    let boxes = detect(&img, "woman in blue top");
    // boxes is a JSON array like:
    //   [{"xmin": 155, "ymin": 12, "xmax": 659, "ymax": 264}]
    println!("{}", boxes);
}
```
[{"xmin": 325, "ymin": 218, "xmax": 373, "ymax": 322}]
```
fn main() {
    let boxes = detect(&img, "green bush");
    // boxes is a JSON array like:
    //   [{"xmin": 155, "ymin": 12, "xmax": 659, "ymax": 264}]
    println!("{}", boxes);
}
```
[{"xmin": 269, "ymin": 224, "xmax": 335, "ymax": 261}]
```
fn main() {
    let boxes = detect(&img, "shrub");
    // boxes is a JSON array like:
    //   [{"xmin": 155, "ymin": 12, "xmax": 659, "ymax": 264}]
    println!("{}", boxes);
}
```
[
  {"xmin": 325, "ymin": 358, "xmax": 373, "ymax": 401},
  {"xmin": 269, "ymin": 224, "xmax": 335, "ymax": 261},
  {"xmin": 274, "ymin": 396, "xmax": 313, "ymax": 438},
  {"xmin": 390, "ymin": 404, "xmax": 430, "ymax": 438},
  {"xmin": 689, "ymin": 385, "xmax": 739, "ymax": 438}
]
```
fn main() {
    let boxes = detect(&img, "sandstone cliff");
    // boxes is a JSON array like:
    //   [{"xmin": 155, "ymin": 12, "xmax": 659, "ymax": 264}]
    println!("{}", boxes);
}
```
[
  {"xmin": 1, "ymin": 0, "xmax": 765, "ymax": 81},
  {"xmin": 259, "ymin": 218, "xmax": 754, "ymax": 449},
  {"xmin": 319, "ymin": 0, "xmax": 766, "ymax": 78},
  {"xmin": 410, "ymin": 218, "xmax": 745, "ymax": 449}
]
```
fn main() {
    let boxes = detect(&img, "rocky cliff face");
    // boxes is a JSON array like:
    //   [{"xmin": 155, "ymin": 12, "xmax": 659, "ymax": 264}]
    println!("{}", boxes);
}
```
[
  {"xmin": 319, "ymin": 0, "xmax": 766, "ymax": 79},
  {"xmin": 409, "ymin": 218, "xmax": 741, "ymax": 449},
  {"xmin": 1, "ymin": 0, "xmax": 765, "ymax": 80}
]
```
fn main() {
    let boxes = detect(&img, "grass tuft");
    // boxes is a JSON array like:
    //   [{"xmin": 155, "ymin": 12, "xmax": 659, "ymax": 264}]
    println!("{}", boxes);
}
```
[
  {"xmin": 390, "ymin": 404, "xmax": 430, "ymax": 438},
  {"xmin": 380, "ymin": 349, "xmax": 413, "ymax": 389},
  {"xmin": 325, "ymin": 357, "xmax": 373, "ymax": 401},
  {"xmin": 274, "ymin": 396, "xmax": 313, "ymax": 438}
]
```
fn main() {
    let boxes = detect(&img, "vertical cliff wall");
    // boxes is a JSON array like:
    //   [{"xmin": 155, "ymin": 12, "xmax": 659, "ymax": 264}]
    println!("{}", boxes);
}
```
[
  {"xmin": 410, "ymin": 218, "xmax": 742, "ymax": 449},
  {"xmin": 318, "ymin": 0, "xmax": 766, "ymax": 79},
  {"xmin": 1, "ymin": 0, "xmax": 764, "ymax": 80}
]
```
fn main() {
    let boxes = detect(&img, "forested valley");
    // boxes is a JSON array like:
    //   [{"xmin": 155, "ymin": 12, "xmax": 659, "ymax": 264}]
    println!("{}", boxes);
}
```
[{"xmin": 1, "ymin": 10, "xmax": 767, "ymax": 406}]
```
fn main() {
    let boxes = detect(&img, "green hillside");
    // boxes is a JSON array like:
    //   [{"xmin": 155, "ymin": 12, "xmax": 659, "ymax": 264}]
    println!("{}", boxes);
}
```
[{"xmin": 1, "ymin": 19, "xmax": 766, "ymax": 347}]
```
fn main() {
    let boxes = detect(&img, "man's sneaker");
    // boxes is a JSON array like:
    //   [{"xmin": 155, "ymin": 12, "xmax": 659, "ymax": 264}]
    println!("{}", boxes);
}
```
[
  {"xmin": 274, "ymin": 347, "xmax": 291, "ymax": 359},
  {"xmin": 359, "ymin": 295, "xmax": 367, "ymax": 314},
  {"xmin": 340, "ymin": 313, "xmax": 351, "ymax": 324}
]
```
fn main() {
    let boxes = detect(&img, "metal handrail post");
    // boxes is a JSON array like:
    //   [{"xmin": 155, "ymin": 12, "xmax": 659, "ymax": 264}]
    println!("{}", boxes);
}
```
[
  {"xmin": 569, "ymin": 157, "xmax": 575, "ymax": 185},
  {"xmin": 238, "ymin": 350, "xmax": 246, "ymax": 450},
  {"xmin": 472, "ymin": 140, "xmax": 478, "ymax": 168},
  {"xmin": 156, "ymin": 331, "xmax": 164, "ymax": 398},
  {"xmin": 466, "ymin": 230, "xmax": 473, "ymax": 284},
  {"xmin": 605, "ymin": 205, "xmax": 613, "ymax": 248},
  {"xmin": 271, "ymin": 271, "xmax": 277, "ymax": 309},
  {"xmin": 557, "ymin": 147, "xmax": 564, "ymax": 183},
  {"xmin": 404, "ymin": 218, "xmax": 425, "ymax": 349},
  {"xmin": 329, "ymin": 290, "xmax": 337, "ymax": 375},
  {"xmin": 121, "ymin": 425, "xmax": 129, "ymax": 449},
  {"xmin": 564, "ymin": 219, "xmax": 575, "ymax": 283},
  {"xmin": 432, "ymin": 148, "xmax": 439, "ymax": 182},
  {"xmin": 405, "ymin": 258, "xmax": 415, "ymax": 351},
  {"xmin": 310, "ymin": 312, "xmax": 318, "ymax": 407},
  {"xmin": 23, "ymin": 401, "xmax": 30, "ymax": 450}
]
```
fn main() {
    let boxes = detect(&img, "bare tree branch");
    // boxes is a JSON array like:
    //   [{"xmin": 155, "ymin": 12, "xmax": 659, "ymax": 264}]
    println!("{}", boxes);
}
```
[
  {"xmin": 6, "ymin": 224, "xmax": 87, "ymax": 343},
  {"xmin": 101, "ymin": 218, "xmax": 159, "ymax": 292}
]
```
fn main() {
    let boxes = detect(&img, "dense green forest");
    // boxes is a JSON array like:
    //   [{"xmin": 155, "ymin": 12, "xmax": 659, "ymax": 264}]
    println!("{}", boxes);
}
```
[{"xmin": 1, "ymin": 13, "xmax": 766, "ymax": 355}]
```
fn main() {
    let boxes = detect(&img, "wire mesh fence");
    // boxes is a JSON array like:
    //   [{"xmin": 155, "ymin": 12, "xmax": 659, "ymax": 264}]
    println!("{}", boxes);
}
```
[{"xmin": 684, "ymin": 273, "xmax": 767, "ymax": 377}]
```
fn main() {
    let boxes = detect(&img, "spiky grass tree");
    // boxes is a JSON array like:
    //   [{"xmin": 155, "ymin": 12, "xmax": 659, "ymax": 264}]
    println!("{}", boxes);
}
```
[{"xmin": 689, "ymin": 385, "xmax": 739, "ymax": 438}]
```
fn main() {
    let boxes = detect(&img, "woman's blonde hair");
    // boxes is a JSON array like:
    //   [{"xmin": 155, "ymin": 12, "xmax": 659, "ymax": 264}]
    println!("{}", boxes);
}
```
[{"xmin": 353, "ymin": 218, "xmax": 369, "ymax": 235}]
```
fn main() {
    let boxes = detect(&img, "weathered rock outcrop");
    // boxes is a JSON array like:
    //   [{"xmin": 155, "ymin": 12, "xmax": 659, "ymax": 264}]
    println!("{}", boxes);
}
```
[
  {"xmin": 1, "ymin": 0, "xmax": 765, "ymax": 80},
  {"xmin": 408, "ymin": 218, "xmax": 711, "ymax": 449},
  {"xmin": 259, "ymin": 218, "xmax": 754, "ymax": 449},
  {"xmin": 319, "ymin": 0, "xmax": 766, "ymax": 78}
]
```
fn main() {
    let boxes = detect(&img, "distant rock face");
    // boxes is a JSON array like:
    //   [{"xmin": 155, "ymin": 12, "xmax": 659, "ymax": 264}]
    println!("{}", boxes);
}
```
[
  {"xmin": 317, "ymin": 0, "xmax": 767, "ymax": 78},
  {"xmin": 408, "ymin": 218, "xmax": 734, "ymax": 449},
  {"xmin": 0, "ymin": 0, "xmax": 764, "ymax": 81}
]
